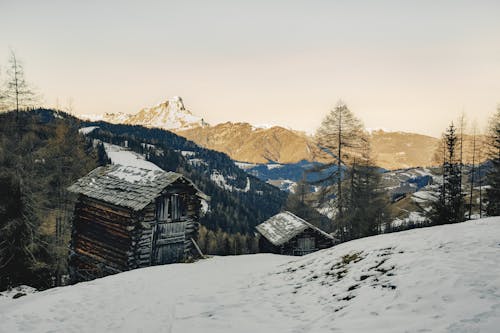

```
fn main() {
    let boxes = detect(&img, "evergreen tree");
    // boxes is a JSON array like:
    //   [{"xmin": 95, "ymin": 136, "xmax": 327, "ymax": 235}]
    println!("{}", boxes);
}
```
[
  {"xmin": 431, "ymin": 123, "xmax": 465, "ymax": 224},
  {"xmin": 341, "ymin": 144, "xmax": 389, "ymax": 240},
  {"xmin": 486, "ymin": 107, "xmax": 500, "ymax": 216}
]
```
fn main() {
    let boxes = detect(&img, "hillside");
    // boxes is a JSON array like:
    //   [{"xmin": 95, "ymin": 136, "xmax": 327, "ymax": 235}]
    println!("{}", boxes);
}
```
[
  {"xmin": 80, "ymin": 121, "xmax": 290, "ymax": 236},
  {"xmin": 1, "ymin": 217, "xmax": 499, "ymax": 332},
  {"xmin": 370, "ymin": 130, "xmax": 440, "ymax": 169},
  {"xmin": 176, "ymin": 122, "xmax": 321, "ymax": 164}
]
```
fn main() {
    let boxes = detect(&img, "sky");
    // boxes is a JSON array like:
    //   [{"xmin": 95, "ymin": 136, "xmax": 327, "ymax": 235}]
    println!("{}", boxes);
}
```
[{"xmin": 1, "ymin": 0, "xmax": 499, "ymax": 137}]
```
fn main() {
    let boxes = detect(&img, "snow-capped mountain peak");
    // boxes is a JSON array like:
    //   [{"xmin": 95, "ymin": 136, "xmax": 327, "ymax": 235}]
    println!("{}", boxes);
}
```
[
  {"xmin": 80, "ymin": 96, "xmax": 207, "ymax": 131},
  {"xmin": 127, "ymin": 96, "xmax": 205, "ymax": 131}
]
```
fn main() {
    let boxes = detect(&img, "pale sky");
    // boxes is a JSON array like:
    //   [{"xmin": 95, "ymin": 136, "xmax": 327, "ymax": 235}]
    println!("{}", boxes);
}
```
[{"xmin": 1, "ymin": 0, "xmax": 499, "ymax": 137}]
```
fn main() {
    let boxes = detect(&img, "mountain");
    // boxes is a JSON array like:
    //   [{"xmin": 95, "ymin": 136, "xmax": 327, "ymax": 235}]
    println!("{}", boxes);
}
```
[
  {"xmin": 176, "ymin": 122, "xmax": 322, "ymax": 164},
  {"xmin": 2, "ymin": 217, "xmax": 499, "ymax": 332},
  {"xmin": 84, "ymin": 96, "xmax": 205, "ymax": 131},
  {"xmin": 79, "ymin": 97, "xmax": 445, "ymax": 169},
  {"xmin": 370, "ymin": 130, "xmax": 440, "ymax": 169},
  {"xmin": 80, "ymin": 120, "xmax": 290, "ymax": 235}
]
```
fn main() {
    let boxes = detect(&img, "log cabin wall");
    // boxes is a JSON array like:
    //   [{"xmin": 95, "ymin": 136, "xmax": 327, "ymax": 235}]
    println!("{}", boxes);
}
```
[
  {"xmin": 258, "ymin": 228, "xmax": 334, "ymax": 256},
  {"xmin": 146, "ymin": 181, "xmax": 201, "ymax": 266},
  {"xmin": 280, "ymin": 228, "xmax": 333, "ymax": 256},
  {"xmin": 258, "ymin": 236, "xmax": 280, "ymax": 254},
  {"xmin": 68, "ymin": 165, "xmax": 207, "ymax": 282},
  {"xmin": 69, "ymin": 196, "xmax": 140, "ymax": 281}
]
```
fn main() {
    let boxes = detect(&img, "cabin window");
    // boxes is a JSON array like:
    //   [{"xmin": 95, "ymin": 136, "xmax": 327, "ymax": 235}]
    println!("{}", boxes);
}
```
[
  {"xmin": 157, "ymin": 194, "xmax": 187, "ymax": 222},
  {"xmin": 156, "ymin": 196, "xmax": 169, "ymax": 222},
  {"xmin": 170, "ymin": 194, "xmax": 180, "ymax": 221},
  {"xmin": 297, "ymin": 237, "xmax": 315, "ymax": 250}
]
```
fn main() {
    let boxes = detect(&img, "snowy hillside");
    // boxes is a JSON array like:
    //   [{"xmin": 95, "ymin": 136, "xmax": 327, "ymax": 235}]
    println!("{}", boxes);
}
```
[{"xmin": 1, "ymin": 218, "xmax": 499, "ymax": 332}]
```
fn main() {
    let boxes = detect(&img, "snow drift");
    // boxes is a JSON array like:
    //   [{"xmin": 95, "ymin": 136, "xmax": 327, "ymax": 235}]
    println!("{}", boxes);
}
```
[{"xmin": 1, "ymin": 218, "xmax": 499, "ymax": 332}]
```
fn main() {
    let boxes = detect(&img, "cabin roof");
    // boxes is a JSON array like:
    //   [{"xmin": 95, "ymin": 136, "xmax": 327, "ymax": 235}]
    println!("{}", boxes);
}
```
[
  {"xmin": 68, "ymin": 164, "xmax": 208, "ymax": 211},
  {"xmin": 255, "ymin": 211, "xmax": 334, "ymax": 246}
]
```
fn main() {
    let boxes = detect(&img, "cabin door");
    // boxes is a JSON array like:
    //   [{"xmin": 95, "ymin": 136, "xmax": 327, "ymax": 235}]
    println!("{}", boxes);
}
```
[{"xmin": 152, "ymin": 222, "xmax": 186, "ymax": 265}]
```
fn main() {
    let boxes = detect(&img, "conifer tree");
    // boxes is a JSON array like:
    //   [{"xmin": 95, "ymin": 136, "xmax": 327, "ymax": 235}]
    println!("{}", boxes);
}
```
[
  {"xmin": 342, "ymin": 142, "xmax": 388, "ymax": 240},
  {"xmin": 431, "ymin": 123, "xmax": 465, "ymax": 224},
  {"xmin": 313, "ymin": 101, "xmax": 366, "ymax": 236},
  {"xmin": 485, "ymin": 107, "xmax": 500, "ymax": 216}
]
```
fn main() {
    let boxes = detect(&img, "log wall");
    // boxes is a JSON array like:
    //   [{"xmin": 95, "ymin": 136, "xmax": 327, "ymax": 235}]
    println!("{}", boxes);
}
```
[
  {"xmin": 258, "ymin": 228, "xmax": 334, "ymax": 256},
  {"xmin": 70, "ymin": 180, "xmax": 203, "ymax": 282}
]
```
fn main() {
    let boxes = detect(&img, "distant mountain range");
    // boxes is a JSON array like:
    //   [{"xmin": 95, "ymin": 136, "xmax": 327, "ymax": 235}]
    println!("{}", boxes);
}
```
[{"xmin": 80, "ymin": 96, "xmax": 443, "ymax": 170}]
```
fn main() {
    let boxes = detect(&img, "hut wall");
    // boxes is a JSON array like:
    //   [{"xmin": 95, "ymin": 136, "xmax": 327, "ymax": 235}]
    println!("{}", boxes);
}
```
[
  {"xmin": 132, "ymin": 185, "xmax": 201, "ymax": 267},
  {"xmin": 257, "ymin": 228, "xmax": 334, "ymax": 256},
  {"xmin": 258, "ymin": 236, "xmax": 281, "ymax": 254},
  {"xmin": 69, "ymin": 196, "xmax": 139, "ymax": 282},
  {"xmin": 280, "ymin": 228, "xmax": 333, "ymax": 256},
  {"xmin": 70, "ymin": 181, "xmax": 203, "ymax": 282}
]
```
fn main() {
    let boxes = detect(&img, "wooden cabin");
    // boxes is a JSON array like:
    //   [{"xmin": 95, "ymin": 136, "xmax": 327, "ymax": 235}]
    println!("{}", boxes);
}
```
[
  {"xmin": 67, "ymin": 164, "xmax": 208, "ymax": 282},
  {"xmin": 255, "ymin": 211, "xmax": 335, "ymax": 256}
]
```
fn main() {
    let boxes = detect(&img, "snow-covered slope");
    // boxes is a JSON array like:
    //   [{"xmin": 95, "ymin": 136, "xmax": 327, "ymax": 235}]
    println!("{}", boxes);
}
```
[
  {"xmin": 1, "ymin": 218, "xmax": 499, "ymax": 332},
  {"xmin": 102, "ymin": 142, "xmax": 161, "ymax": 171}
]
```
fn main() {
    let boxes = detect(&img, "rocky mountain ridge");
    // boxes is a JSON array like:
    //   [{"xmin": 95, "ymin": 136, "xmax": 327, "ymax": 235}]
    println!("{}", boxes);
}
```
[{"xmin": 79, "ymin": 97, "xmax": 444, "ymax": 169}]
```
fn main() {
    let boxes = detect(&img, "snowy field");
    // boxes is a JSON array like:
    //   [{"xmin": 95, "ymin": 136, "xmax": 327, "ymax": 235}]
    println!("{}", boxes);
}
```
[
  {"xmin": 102, "ymin": 142, "xmax": 162, "ymax": 171},
  {"xmin": 1, "ymin": 218, "xmax": 499, "ymax": 332}
]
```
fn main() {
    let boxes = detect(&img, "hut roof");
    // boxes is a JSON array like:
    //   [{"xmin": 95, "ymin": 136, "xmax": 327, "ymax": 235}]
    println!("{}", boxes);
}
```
[
  {"xmin": 255, "ymin": 211, "xmax": 334, "ymax": 246},
  {"xmin": 68, "ymin": 164, "xmax": 208, "ymax": 211}
]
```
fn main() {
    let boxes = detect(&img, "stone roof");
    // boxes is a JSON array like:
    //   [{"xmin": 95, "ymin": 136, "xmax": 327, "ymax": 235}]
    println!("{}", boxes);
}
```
[
  {"xmin": 68, "ymin": 164, "xmax": 207, "ymax": 211},
  {"xmin": 255, "ymin": 211, "xmax": 334, "ymax": 246}
]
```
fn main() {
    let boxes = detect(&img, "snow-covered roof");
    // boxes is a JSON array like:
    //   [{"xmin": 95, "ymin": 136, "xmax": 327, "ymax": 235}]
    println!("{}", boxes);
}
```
[
  {"xmin": 256, "ymin": 211, "xmax": 333, "ymax": 246},
  {"xmin": 68, "ymin": 164, "xmax": 207, "ymax": 211}
]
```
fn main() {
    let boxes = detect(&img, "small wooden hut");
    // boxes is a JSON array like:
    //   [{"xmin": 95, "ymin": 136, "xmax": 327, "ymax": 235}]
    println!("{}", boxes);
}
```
[
  {"xmin": 67, "ymin": 164, "xmax": 208, "ymax": 282},
  {"xmin": 255, "ymin": 211, "xmax": 335, "ymax": 256}
]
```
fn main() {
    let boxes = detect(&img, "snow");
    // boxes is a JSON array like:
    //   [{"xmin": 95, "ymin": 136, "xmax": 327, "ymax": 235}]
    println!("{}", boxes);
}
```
[
  {"xmin": 391, "ymin": 211, "xmax": 428, "ymax": 228},
  {"xmin": 412, "ymin": 190, "xmax": 438, "ymax": 203},
  {"xmin": 234, "ymin": 162, "xmax": 258, "ymax": 170},
  {"xmin": 138, "ymin": 96, "xmax": 203, "ymax": 130},
  {"xmin": 78, "ymin": 97, "xmax": 204, "ymax": 131},
  {"xmin": 243, "ymin": 177, "xmax": 251, "ymax": 192},
  {"xmin": 78, "ymin": 114, "xmax": 104, "ymax": 121},
  {"xmin": 200, "ymin": 199, "xmax": 209, "ymax": 214},
  {"xmin": 256, "ymin": 211, "xmax": 308, "ymax": 246},
  {"xmin": 181, "ymin": 150, "xmax": 196, "ymax": 157},
  {"xmin": 188, "ymin": 158, "xmax": 207, "ymax": 167},
  {"xmin": 78, "ymin": 126, "xmax": 99, "ymax": 134},
  {"xmin": 210, "ymin": 171, "xmax": 250, "ymax": 192},
  {"xmin": 103, "ymin": 143, "xmax": 161, "ymax": 171},
  {"xmin": 210, "ymin": 170, "xmax": 233, "ymax": 191},
  {"xmin": 107, "ymin": 165, "xmax": 163, "ymax": 184},
  {"xmin": 2, "ymin": 218, "xmax": 499, "ymax": 332},
  {"xmin": 266, "ymin": 164, "xmax": 283, "ymax": 170},
  {"xmin": 252, "ymin": 123, "xmax": 277, "ymax": 130},
  {"xmin": 0, "ymin": 286, "xmax": 37, "ymax": 306}
]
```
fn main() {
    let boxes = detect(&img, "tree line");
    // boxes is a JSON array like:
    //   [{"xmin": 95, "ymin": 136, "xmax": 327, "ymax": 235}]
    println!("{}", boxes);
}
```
[
  {"xmin": 284, "ymin": 102, "xmax": 389, "ymax": 243},
  {"xmin": 285, "ymin": 102, "xmax": 500, "ymax": 242},
  {"xmin": 0, "ymin": 110, "xmax": 104, "ymax": 290},
  {"xmin": 430, "ymin": 109, "xmax": 500, "ymax": 223}
]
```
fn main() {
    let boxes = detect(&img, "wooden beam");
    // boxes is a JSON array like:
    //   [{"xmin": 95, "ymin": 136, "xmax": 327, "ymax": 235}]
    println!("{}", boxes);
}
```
[{"xmin": 191, "ymin": 237, "xmax": 204, "ymax": 258}]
